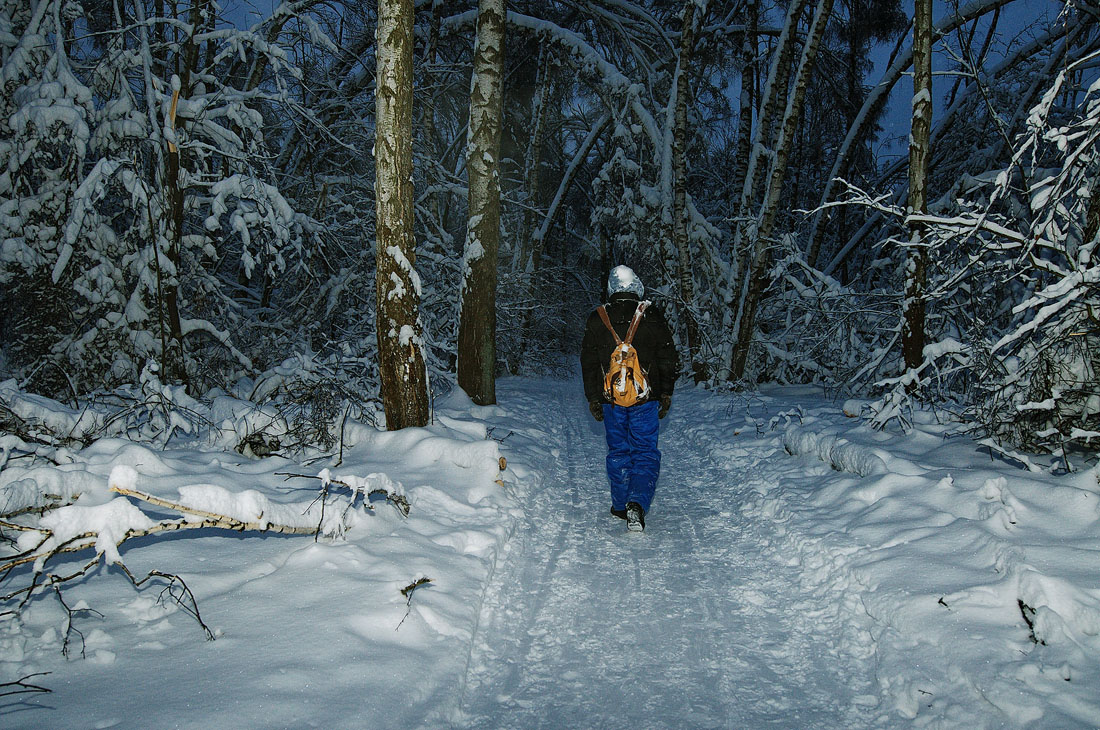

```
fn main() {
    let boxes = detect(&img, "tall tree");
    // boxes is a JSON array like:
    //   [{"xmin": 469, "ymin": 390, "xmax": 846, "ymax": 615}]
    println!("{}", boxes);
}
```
[
  {"xmin": 729, "ymin": 0, "xmax": 758, "ymax": 205},
  {"xmin": 727, "ymin": 0, "xmax": 833, "ymax": 380},
  {"xmin": 902, "ymin": 0, "xmax": 932, "ymax": 384},
  {"xmin": 375, "ymin": 0, "xmax": 431, "ymax": 428},
  {"xmin": 721, "ymin": 0, "xmax": 807, "ymax": 380},
  {"xmin": 457, "ymin": 0, "xmax": 506, "ymax": 405},
  {"xmin": 673, "ymin": 0, "xmax": 707, "ymax": 383}
]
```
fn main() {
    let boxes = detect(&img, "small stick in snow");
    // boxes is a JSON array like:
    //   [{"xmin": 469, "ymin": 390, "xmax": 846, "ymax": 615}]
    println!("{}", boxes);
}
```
[
  {"xmin": 52, "ymin": 583, "xmax": 103, "ymax": 659},
  {"xmin": 118, "ymin": 565, "xmax": 215, "ymax": 641},
  {"xmin": 335, "ymin": 404, "xmax": 351, "ymax": 467},
  {"xmin": 1018, "ymin": 599, "xmax": 1046, "ymax": 645},
  {"xmin": 0, "ymin": 672, "xmax": 52, "ymax": 697},
  {"xmin": 396, "ymin": 577, "xmax": 433, "ymax": 631},
  {"xmin": 400, "ymin": 577, "xmax": 432, "ymax": 601}
]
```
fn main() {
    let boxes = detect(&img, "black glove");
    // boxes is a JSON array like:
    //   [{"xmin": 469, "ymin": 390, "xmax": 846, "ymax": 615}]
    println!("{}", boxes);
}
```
[
  {"xmin": 658, "ymin": 394, "xmax": 671, "ymax": 419},
  {"xmin": 589, "ymin": 401, "xmax": 604, "ymax": 422}
]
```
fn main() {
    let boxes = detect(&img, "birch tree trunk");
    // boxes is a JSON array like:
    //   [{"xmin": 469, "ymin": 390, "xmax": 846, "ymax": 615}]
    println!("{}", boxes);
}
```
[
  {"xmin": 673, "ymin": 0, "xmax": 707, "ymax": 382},
  {"xmin": 728, "ymin": 0, "xmax": 834, "ymax": 380},
  {"xmin": 457, "ymin": 0, "xmax": 505, "ymax": 405},
  {"xmin": 902, "ymin": 0, "xmax": 933, "ymax": 384},
  {"xmin": 375, "ymin": 0, "xmax": 430, "ymax": 429},
  {"xmin": 721, "ymin": 0, "xmax": 807, "ymax": 380}
]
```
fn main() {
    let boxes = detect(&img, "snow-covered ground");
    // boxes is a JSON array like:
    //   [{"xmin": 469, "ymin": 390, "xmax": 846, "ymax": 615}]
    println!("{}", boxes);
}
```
[{"xmin": 2, "ymin": 377, "xmax": 1098, "ymax": 728}]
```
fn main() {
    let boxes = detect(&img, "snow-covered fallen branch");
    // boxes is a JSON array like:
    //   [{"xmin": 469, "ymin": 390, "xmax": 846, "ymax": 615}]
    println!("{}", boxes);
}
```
[
  {"xmin": 783, "ymin": 424, "xmax": 887, "ymax": 477},
  {"xmin": 0, "ymin": 464, "xmax": 405, "ymax": 654},
  {"xmin": 109, "ymin": 486, "xmax": 326, "ymax": 535}
]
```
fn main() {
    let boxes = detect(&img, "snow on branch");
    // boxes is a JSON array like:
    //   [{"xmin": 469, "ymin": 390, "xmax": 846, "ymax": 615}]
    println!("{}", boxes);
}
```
[
  {"xmin": 277, "ymin": 469, "xmax": 411, "ymax": 518},
  {"xmin": 783, "ymin": 425, "xmax": 888, "ymax": 477},
  {"xmin": 0, "ymin": 461, "xmax": 410, "ymax": 651}
]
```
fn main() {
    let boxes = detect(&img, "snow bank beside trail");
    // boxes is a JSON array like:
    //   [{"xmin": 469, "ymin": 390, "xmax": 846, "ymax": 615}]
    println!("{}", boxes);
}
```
[
  {"xmin": 342, "ymin": 421, "xmax": 506, "ymax": 507},
  {"xmin": 689, "ymin": 387, "xmax": 1100, "ymax": 728},
  {"xmin": 1, "ymin": 381, "xmax": 528, "ymax": 730}
]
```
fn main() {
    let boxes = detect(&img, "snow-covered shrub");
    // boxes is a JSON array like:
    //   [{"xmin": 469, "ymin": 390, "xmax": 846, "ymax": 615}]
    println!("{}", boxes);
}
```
[
  {"xmin": 0, "ymin": 0, "xmax": 333, "ymax": 396},
  {"xmin": 970, "ymin": 49, "xmax": 1100, "ymax": 453},
  {"xmin": 750, "ymin": 244, "xmax": 900, "ymax": 388},
  {"xmin": 243, "ymin": 351, "xmax": 382, "ymax": 454}
]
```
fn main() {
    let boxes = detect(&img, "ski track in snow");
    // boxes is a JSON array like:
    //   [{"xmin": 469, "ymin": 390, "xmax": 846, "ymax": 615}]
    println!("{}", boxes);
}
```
[{"xmin": 454, "ymin": 382, "xmax": 876, "ymax": 729}]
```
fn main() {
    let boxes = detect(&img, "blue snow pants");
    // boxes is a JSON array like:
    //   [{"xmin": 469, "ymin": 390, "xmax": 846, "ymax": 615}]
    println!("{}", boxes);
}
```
[{"xmin": 602, "ymin": 399, "xmax": 661, "ymax": 513}]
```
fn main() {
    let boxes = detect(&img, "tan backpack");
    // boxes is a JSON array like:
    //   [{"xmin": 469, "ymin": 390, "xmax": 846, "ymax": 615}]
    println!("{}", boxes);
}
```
[{"xmin": 597, "ymin": 301, "xmax": 651, "ymax": 407}]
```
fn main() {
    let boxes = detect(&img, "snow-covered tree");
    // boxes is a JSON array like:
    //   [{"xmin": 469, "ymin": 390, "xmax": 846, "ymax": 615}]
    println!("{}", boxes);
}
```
[
  {"xmin": 375, "ymin": 0, "xmax": 430, "ymax": 429},
  {"xmin": 457, "ymin": 0, "xmax": 505, "ymax": 406},
  {"xmin": 0, "ymin": 0, "xmax": 329, "ymax": 395},
  {"xmin": 901, "ymin": 0, "xmax": 933, "ymax": 383},
  {"xmin": 0, "ymin": 0, "xmax": 94, "ymax": 392}
]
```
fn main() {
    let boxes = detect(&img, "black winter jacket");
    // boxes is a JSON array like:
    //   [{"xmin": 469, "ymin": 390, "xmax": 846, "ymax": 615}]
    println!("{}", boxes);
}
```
[{"xmin": 580, "ymin": 293, "xmax": 679, "ymax": 404}]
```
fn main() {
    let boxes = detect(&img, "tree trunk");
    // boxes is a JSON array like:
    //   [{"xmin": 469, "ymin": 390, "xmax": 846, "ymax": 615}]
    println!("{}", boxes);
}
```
[
  {"xmin": 162, "ymin": 120, "xmax": 188, "ymax": 387},
  {"xmin": 510, "ymin": 43, "xmax": 554, "ymax": 375},
  {"xmin": 162, "ymin": 9, "xmax": 201, "ymax": 389},
  {"xmin": 722, "ymin": 0, "xmax": 807, "ymax": 381},
  {"xmin": 728, "ymin": 0, "xmax": 757, "ymax": 207},
  {"xmin": 418, "ymin": 0, "xmax": 444, "ymax": 228},
  {"xmin": 732, "ymin": 0, "xmax": 804, "ymax": 242},
  {"xmin": 457, "ymin": 0, "xmax": 506, "ymax": 405},
  {"xmin": 375, "ymin": 0, "xmax": 430, "ymax": 429},
  {"xmin": 514, "ymin": 42, "xmax": 550, "ymax": 273},
  {"xmin": 673, "ymin": 0, "xmax": 707, "ymax": 382},
  {"xmin": 728, "ymin": 0, "xmax": 834, "ymax": 380},
  {"xmin": 902, "ymin": 0, "xmax": 933, "ymax": 384}
]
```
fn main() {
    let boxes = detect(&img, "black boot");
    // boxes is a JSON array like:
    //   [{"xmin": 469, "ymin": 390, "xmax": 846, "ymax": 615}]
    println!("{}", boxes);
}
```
[
  {"xmin": 610, "ymin": 506, "xmax": 627, "ymax": 520},
  {"xmin": 626, "ymin": 502, "xmax": 645, "ymax": 532}
]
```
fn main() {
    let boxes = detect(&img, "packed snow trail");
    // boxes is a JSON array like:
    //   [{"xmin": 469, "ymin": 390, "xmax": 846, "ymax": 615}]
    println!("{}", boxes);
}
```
[{"xmin": 450, "ymin": 379, "xmax": 877, "ymax": 729}]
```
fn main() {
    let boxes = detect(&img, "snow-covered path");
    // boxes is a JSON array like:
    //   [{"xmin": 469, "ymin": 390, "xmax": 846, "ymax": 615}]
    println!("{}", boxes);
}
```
[{"xmin": 454, "ymin": 380, "xmax": 875, "ymax": 729}]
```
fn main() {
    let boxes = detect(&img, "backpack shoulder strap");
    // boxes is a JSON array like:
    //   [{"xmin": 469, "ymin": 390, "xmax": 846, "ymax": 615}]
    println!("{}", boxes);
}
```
[
  {"xmin": 623, "ymin": 301, "xmax": 649, "ymax": 345},
  {"xmin": 596, "ymin": 305, "xmax": 622, "ymax": 345}
]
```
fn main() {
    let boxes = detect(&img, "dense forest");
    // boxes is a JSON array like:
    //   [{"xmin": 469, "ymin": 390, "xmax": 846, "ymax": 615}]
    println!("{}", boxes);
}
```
[{"xmin": 1, "ymin": 0, "xmax": 1098, "ymax": 457}]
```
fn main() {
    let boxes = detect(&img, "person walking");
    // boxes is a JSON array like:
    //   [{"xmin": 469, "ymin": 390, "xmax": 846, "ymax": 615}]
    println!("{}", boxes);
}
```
[{"xmin": 580, "ymin": 265, "xmax": 679, "ymax": 532}]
